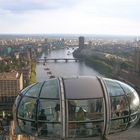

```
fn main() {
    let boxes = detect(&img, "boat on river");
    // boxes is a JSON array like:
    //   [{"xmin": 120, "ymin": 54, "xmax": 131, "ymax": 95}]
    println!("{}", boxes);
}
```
[
  {"xmin": 47, "ymin": 71, "xmax": 52, "ymax": 75},
  {"xmin": 49, "ymin": 75, "xmax": 55, "ymax": 79},
  {"xmin": 67, "ymin": 51, "xmax": 71, "ymax": 55},
  {"xmin": 44, "ymin": 67, "xmax": 50, "ymax": 70}
]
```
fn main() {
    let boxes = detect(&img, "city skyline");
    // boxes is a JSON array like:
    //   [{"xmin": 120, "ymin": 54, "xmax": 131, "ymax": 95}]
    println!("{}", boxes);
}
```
[{"xmin": 0, "ymin": 0, "xmax": 140, "ymax": 36}]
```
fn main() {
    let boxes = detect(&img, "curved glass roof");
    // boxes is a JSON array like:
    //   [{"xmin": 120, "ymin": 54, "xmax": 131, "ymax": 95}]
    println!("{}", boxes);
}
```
[
  {"xmin": 64, "ymin": 77, "xmax": 103, "ymax": 99},
  {"xmin": 13, "ymin": 76, "xmax": 140, "ymax": 139}
]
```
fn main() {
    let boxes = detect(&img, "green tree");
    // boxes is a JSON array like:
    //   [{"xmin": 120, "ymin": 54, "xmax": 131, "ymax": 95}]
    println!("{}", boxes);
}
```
[{"xmin": 29, "ymin": 61, "xmax": 36, "ymax": 84}]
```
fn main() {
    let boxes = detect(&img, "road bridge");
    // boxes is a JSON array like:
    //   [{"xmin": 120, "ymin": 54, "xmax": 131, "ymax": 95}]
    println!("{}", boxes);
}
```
[{"xmin": 37, "ymin": 58, "xmax": 79, "ymax": 63}]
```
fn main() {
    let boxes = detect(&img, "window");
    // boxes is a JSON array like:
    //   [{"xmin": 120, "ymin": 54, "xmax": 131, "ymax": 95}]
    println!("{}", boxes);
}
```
[
  {"xmin": 40, "ymin": 79, "xmax": 60, "ymax": 99},
  {"xmin": 68, "ymin": 99, "xmax": 104, "ymax": 137},
  {"xmin": 109, "ymin": 95, "xmax": 130, "ymax": 133},
  {"xmin": 25, "ymin": 83, "xmax": 43, "ymax": 97},
  {"xmin": 103, "ymin": 79, "xmax": 131, "ymax": 133},
  {"xmin": 17, "ymin": 97, "xmax": 37, "ymax": 120},
  {"xmin": 37, "ymin": 99, "xmax": 61, "ymax": 137}
]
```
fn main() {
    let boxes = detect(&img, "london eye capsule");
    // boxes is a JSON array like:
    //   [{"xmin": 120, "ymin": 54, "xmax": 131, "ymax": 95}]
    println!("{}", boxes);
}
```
[{"xmin": 13, "ymin": 76, "xmax": 140, "ymax": 139}]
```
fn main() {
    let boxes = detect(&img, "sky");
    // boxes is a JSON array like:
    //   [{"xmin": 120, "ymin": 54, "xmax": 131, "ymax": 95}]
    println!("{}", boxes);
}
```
[{"xmin": 0, "ymin": 0, "xmax": 140, "ymax": 35}]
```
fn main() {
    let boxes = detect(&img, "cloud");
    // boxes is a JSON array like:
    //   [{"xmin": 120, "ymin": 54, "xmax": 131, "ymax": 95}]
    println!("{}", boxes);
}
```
[
  {"xmin": 0, "ymin": 0, "xmax": 80, "ymax": 13},
  {"xmin": 0, "ymin": 0, "xmax": 140, "ymax": 35},
  {"xmin": 76, "ymin": 0, "xmax": 140, "ymax": 20},
  {"xmin": 1, "ymin": 8, "xmax": 138, "ymax": 36}
]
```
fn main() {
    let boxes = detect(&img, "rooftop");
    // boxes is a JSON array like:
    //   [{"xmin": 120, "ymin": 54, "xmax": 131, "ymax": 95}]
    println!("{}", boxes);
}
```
[{"xmin": 0, "ymin": 71, "xmax": 20, "ymax": 80}]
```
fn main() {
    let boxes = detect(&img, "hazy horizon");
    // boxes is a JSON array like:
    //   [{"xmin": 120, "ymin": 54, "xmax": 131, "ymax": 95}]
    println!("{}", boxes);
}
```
[
  {"xmin": 0, "ymin": 0, "xmax": 140, "ymax": 36},
  {"xmin": 0, "ymin": 33, "xmax": 137, "ymax": 41}
]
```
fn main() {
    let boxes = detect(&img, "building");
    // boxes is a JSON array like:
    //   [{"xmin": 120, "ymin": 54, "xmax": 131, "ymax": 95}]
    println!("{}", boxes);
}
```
[
  {"xmin": 20, "ymin": 68, "xmax": 31, "ymax": 87},
  {"xmin": 134, "ymin": 41, "xmax": 140, "ymax": 74},
  {"xmin": 79, "ymin": 36, "xmax": 85, "ymax": 48},
  {"xmin": 0, "ymin": 71, "xmax": 23, "ymax": 115}
]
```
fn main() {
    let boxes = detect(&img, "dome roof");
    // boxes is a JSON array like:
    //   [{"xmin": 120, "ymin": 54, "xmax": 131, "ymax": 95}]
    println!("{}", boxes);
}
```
[{"xmin": 13, "ymin": 76, "xmax": 140, "ymax": 139}]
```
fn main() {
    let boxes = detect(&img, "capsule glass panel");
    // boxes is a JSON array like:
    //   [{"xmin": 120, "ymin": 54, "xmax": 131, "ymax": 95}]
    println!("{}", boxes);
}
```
[
  {"xmin": 118, "ymin": 81, "xmax": 140, "ymax": 113},
  {"xmin": 37, "ymin": 99, "xmax": 61, "ymax": 137},
  {"xmin": 103, "ymin": 78, "xmax": 131, "ymax": 133},
  {"xmin": 18, "ymin": 119, "xmax": 37, "ymax": 135},
  {"xmin": 13, "ymin": 95, "xmax": 22, "ymax": 121},
  {"xmin": 20, "ymin": 84, "xmax": 36, "ymax": 96},
  {"xmin": 64, "ymin": 77, "xmax": 103, "ymax": 99},
  {"xmin": 118, "ymin": 81, "xmax": 140, "ymax": 128},
  {"xmin": 39, "ymin": 79, "xmax": 60, "ymax": 98},
  {"xmin": 25, "ymin": 83, "xmax": 43, "ymax": 97},
  {"xmin": 17, "ymin": 97, "xmax": 37, "ymax": 121},
  {"xmin": 68, "ymin": 99, "xmax": 104, "ymax": 138}
]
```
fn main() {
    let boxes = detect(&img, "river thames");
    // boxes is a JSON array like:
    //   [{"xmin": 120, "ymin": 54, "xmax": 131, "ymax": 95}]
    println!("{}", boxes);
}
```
[{"xmin": 36, "ymin": 47, "xmax": 101, "ymax": 82}]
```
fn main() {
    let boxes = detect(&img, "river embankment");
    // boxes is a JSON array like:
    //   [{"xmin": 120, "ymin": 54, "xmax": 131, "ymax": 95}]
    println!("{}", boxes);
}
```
[
  {"xmin": 73, "ymin": 47, "xmax": 113, "ymax": 77},
  {"xmin": 73, "ymin": 47, "xmax": 140, "ymax": 93}
]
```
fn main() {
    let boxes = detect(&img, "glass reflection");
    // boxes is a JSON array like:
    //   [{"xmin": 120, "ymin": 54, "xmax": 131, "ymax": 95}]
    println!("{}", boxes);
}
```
[
  {"xmin": 37, "ymin": 110, "xmax": 47, "ymax": 136},
  {"xmin": 36, "ymin": 99, "xmax": 61, "ymax": 137},
  {"xmin": 20, "ymin": 84, "xmax": 35, "ymax": 96},
  {"xmin": 104, "ymin": 79, "xmax": 140, "ymax": 134},
  {"xmin": 18, "ymin": 119, "xmax": 37, "ymax": 135},
  {"xmin": 118, "ymin": 81, "xmax": 140, "ymax": 113},
  {"xmin": 13, "ymin": 95, "xmax": 21, "ymax": 120},
  {"xmin": 40, "ymin": 79, "xmax": 60, "ymax": 98},
  {"xmin": 38, "ymin": 123, "xmax": 61, "ymax": 137},
  {"xmin": 25, "ymin": 82, "xmax": 43, "ymax": 97},
  {"xmin": 103, "ymin": 79, "xmax": 125, "ymax": 96},
  {"xmin": 38, "ymin": 100, "xmax": 60, "ymax": 122},
  {"xmin": 68, "ymin": 99, "xmax": 104, "ymax": 137},
  {"xmin": 18, "ymin": 97, "xmax": 37, "ymax": 120},
  {"xmin": 109, "ymin": 95, "xmax": 130, "ymax": 133}
]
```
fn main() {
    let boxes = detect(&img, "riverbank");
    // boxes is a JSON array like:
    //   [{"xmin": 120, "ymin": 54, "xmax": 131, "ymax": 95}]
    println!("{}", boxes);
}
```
[
  {"xmin": 73, "ymin": 47, "xmax": 140, "ymax": 94},
  {"xmin": 73, "ymin": 48, "xmax": 113, "ymax": 77}
]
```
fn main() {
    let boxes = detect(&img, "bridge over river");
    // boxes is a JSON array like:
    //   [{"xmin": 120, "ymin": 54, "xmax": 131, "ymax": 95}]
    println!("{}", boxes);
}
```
[{"xmin": 37, "ymin": 57, "xmax": 80, "ymax": 63}]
